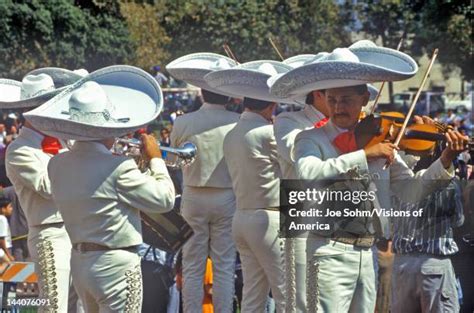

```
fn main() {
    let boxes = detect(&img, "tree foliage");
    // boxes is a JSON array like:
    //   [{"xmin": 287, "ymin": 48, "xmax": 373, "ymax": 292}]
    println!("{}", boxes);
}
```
[
  {"xmin": 120, "ymin": 1, "xmax": 170, "ymax": 70},
  {"xmin": 0, "ymin": 0, "xmax": 134, "ymax": 79},
  {"xmin": 159, "ymin": 0, "xmax": 351, "ymax": 63},
  {"xmin": 354, "ymin": 0, "xmax": 472, "ymax": 80}
]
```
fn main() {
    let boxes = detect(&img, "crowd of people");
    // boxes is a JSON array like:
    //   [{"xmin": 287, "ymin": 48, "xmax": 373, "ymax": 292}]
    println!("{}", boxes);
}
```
[{"xmin": 0, "ymin": 39, "xmax": 472, "ymax": 313}]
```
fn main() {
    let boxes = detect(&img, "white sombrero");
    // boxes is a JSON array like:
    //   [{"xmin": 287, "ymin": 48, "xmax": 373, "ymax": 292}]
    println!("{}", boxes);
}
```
[
  {"xmin": 26, "ymin": 67, "xmax": 89, "ymax": 87},
  {"xmin": 269, "ymin": 43, "xmax": 418, "ymax": 99},
  {"xmin": 0, "ymin": 73, "xmax": 75, "ymax": 109},
  {"xmin": 204, "ymin": 60, "xmax": 298, "ymax": 103},
  {"xmin": 24, "ymin": 65, "xmax": 162, "ymax": 141},
  {"xmin": 166, "ymin": 53, "xmax": 239, "ymax": 93},
  {"xmin": 283, "ymin": 54, "xmax": 316, "ymax": 68}
]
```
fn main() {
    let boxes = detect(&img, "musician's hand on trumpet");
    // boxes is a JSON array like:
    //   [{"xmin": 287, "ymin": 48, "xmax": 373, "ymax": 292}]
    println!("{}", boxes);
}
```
[{"xmin": 140, "ymin": 133, "xmax": 162, "ymax": 160}]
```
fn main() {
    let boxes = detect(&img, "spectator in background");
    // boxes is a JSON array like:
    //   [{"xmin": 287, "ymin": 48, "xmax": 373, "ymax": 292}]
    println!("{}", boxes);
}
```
[
  {"xmin": 0, "ymin": 193, "xmax": 13, "ymax": 263},
  {"xmin": 153, "ymin": 65, "xmax": 169, "ymax": 87},
  {"xmin": 160, "ymin": 128, "xmax": 171, "ymax": 159},
  {"xmin": 3, "ymin": 186, "xmax": 29, "ymax": 261}
]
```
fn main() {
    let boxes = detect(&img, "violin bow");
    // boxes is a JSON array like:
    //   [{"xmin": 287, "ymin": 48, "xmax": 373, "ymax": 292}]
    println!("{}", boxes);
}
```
[
  {"xmin": 222, "ymin": 43, "xmax": 239, "ymax": 63},
  {"xmin": 383, "ymin": 48, "xmax": 439, "ymax": 170},
  {"xmin": 268, "ymin": 36, "xmax": 285, "ymax": 61},
  {"xmin": 369, "ymin": 36, "xmax": 405, "ymax": 115}
]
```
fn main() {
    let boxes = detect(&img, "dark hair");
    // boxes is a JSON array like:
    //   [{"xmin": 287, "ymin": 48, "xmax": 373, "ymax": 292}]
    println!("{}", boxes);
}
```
[
  {"xmin": 0, "ymin": 198, "xmax": 11, "ymax": 208},
  {"xmin": 243, "ymin": 97, "xmax": 274, "ymax": 111},
  {"xmin": 305, "ymin": 90, "xmax": 326, "ymax": 105},
  {"xmin": 201, "ymin": 89, "xmax": 230, "ymax": 105},
  {"xmin": 334, "ymin": 84, "xmax": 368, "ymax": 95}
]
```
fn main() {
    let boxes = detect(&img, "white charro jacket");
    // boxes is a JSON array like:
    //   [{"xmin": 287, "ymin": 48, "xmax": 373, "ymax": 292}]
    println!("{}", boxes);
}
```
[
  {"xmin": 171, "ymin": 103, "xmax": 240, "ymax": 188},
  {"xmin": 224, "ymin": 111, "xmax": 281, "ymax": 210},
  {"xmin": 6, "ymin": 127, "xmax": 63, "ymax": 227},
  {"xmin": 48, "ymin": 141, "xmax": 175, "ymax": 248}
]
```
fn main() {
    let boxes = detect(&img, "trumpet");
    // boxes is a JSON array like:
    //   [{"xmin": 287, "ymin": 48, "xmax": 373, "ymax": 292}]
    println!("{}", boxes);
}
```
[{"xmin": 113, "ymin": 137, "xmax": 197, "ymax": 169}]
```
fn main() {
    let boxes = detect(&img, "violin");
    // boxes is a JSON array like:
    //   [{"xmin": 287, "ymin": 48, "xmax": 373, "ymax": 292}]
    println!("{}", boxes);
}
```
[{"xmin": 354, "ymin": 113, "xmax": 462, "ymax": 157}]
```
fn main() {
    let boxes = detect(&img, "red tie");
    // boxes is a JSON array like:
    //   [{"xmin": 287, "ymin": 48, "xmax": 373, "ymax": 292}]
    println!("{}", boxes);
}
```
[
  {"xmin": 332, "ymin": 131, "xmax": 357, "ymax": 154},
  {"xmin": 314, "ymin": 117, "xmax": 329, "ymax": 128},
  {"xmin": 42, "ymin": 136, "xmax": 62, "ymax": 155}
]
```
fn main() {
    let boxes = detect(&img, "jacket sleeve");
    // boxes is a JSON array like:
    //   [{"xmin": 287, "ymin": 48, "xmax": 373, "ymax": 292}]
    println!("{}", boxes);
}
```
[
  {"xmin": 116, "ymin": 158, "xmax": 175, "ymax": 213},
  {"xmin": 390, "ymin": 154, "xmax": 454, "ymax": 202},
  {"xmin": 294, "ymin": 132, "xmax": 369, "ymax": 180},
  {"xmin": 274, "ymin": 116, "xmax": 300, "ymax": 165},
  {"xmin": 6, "ymin": 148, "xmax": 52, "ymax": 199}
]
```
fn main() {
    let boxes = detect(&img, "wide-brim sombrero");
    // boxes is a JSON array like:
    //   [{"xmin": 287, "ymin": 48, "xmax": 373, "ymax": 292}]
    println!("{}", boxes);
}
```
[
  {"xmin": 204, "ymin": 60, "xmax": 300, "ymax": 103},
  {"xmin": 283, "ymin": 54, "xmax": 317, "ymax": 68},
  {"xmin": 269, "ymin": 43, "xmax": 418, "ymax": 99},
  {"xmin": 23, "ymin": 65, "xmax": 163, "ymax": 141},
  {"xmin": 166, "ymin": 53, "xmax": 239, "ymax": 93}
]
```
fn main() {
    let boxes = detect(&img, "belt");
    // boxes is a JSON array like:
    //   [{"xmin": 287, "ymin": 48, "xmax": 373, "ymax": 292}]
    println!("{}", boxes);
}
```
[
  {"xmin": 331, "ymin": 236, "xmax": 375, "ymax": 248},
  {"xmin": 266, "ymin": 207, "xmax": 280, "ymax": 212},
  {"xmin": 73, "ymin": 242, "xmax": 140, "ymax": 253}
]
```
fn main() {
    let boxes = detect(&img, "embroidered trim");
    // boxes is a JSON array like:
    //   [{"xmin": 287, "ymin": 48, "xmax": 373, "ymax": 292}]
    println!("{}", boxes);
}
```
[
  {"xmin": 36, "ymin": 239, "xmax": 59, "ymax": 313},
  {"xmin": 306, "ymin": 256, "xmax": 320, "ymax": 313},
  {"xmin": 124, "ymin": 264, "xmax": 142, "ymax": 312},
  {"xmin": 285, "ymin": 238, "xmax": 297, "ymax": 313}
]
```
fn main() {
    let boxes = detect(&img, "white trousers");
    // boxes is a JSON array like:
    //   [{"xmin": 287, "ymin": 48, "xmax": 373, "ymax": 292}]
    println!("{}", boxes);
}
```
[
  {"xmin": 71, "ymin": 249, "xmax": 142, "ymax": 313},
  {"xmin": 181, "ymin": 187, "xmax": 236, "ymax": 313},
  {"xmin": 232, "ymin": 209, "xmax": 286, "ymax": 313},
  {"xmin": 294, "ymin": 237, "xmax": 307, "ymax": 313},
  {"xmin": 28, "ymin": 224, "xmax": 72, "ymax": 313}
]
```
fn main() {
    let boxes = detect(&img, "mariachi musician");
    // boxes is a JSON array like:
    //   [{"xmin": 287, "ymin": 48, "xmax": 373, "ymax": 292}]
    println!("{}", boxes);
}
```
[
  {"xmin": 166, "ymin": 53, "xmax": 240, "ymax": 313},
  {"xmin": 270, "ymin": 41, "xmax": 469, "ymax": 312},
  {"xmin": 2, "ymin": 69, "xmax": 84, "ymax": 312},
  {"xmin": 205, "ymin": 60, "xmax": 291, "ymax": 312},
  {"xmin": 274, "ymin": 49, "xmax": 380, "ymax": 313},
  {"xmin": 23, "ymin": 65, "xmax": 175, "ymax": 312}
]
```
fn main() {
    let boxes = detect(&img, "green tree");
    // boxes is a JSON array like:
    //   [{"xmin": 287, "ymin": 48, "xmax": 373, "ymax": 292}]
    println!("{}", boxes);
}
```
[
  {"xmin": 355, "ymin": 0, "xmax": 472, "ymax": 96},
  {"xmin": 0, "ymin": 0, "xmax": 134, "ymax": 79},
  {"xmin": 159, "ymin": 0, "xmax": 351, "ymax": 64},
  {"xmin": 412, "ymin": 0, "xmax": 472, "ymax": 81},
  {"xmin": 353, "ymin": 0, "xmax": 419, "ymax": 103},
  {"xmin": 120, "ymin": 1, "xmax": 171, "ymax": 71}
]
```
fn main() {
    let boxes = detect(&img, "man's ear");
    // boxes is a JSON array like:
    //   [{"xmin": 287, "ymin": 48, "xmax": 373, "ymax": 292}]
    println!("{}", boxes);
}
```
[{"xmin": 362, "ymin": 91, "xmax": 370, "ymax": 107}]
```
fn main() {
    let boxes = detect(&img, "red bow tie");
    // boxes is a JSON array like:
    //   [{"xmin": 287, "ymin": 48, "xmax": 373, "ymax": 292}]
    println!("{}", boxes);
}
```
[
  {"xmin": 42, "ymin": 136, "xmax": 62, "ymax": 155},
  {"xmin": 332, "ymin": 131, "xmax": 357, "ymax": 154},
  {"xmin": 314, "ymin": 117, "xmax": 329, "ymax": 128}
]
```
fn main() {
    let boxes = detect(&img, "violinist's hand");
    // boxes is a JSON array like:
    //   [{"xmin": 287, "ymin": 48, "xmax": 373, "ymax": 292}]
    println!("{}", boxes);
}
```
[
  {"xmin": 413, "ymin": 115, "xmax": 435, "ymax": 125},
  {"xmin": 141, "ymin": 134, "xmax": 162, "ymax": 160},
  {"xmin": 440, "ymin": 130, "xmax": 469, "ymax": 168},
  {"xmin": 364, "ymin": 142, "xmax": 398, "ymax": 164}
]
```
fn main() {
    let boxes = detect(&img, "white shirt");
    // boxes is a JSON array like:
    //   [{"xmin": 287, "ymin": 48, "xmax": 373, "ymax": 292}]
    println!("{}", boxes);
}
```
[{"xmin": 0, "ymin": 215, "xmax": 12, "ymax": 249}]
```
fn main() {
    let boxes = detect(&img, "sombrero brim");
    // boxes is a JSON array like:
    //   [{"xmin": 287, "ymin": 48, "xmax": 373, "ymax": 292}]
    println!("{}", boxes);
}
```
[
  {"xmin": 166, "ymin": 52, "xmax": 239, "ymax": 94},
  {"xmin": 0, "ymin": 78, "xmax": 68, "ymax": 109},
  {"xmin": 205, "ymin": 60, "xmax": 297, "ymax": 103},
  {"xmin": 24, "ymin": 65, "xmax": 162, "ymax": 141},
  {"xmin": 26, "ymin": 67, "xmax": 84, "ymax": 88},
  {"xmin": 270, "ymin": 58, "xmax": 417, "ymax": 98}
]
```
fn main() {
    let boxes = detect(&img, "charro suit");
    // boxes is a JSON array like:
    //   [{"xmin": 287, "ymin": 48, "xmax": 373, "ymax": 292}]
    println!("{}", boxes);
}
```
[
  {"xmin": 171, "ymin": 103, "xmax": 240, "ymax": 313},
  {"xmin": 48, "ymin": 141, "xmax": 175, "ymax": 312},
  {"xmin": 274, "ymin": 104, "xmax": 326, "ymax": 312},
  {"xmin": 293, "ymin": 119, "xmax": 453, "ymax": 313},
  {"xmin": 224, "ymin": 111, "xmax": 285, "ymax": 312},
  {"xmin": 6, "ymin": 127, "xmax": 72, "ymax": 312}
]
